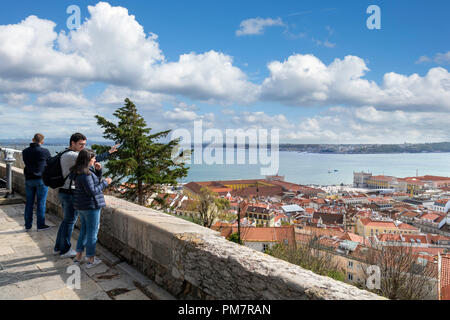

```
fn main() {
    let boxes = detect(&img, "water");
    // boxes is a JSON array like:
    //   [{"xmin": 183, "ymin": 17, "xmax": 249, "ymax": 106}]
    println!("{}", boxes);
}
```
[
  {"xmin": 5, "ymin": 145, "xmax": 450, "ymax": 186},
  {"xmin": 184, "ymin": 151, "xmax": 450, "ymax": 185}
]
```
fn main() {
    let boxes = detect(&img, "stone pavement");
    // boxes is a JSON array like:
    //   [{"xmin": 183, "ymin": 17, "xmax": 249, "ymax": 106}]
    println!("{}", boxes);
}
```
[{"xmin": 0, "ymin": 203, "xmax": 175, "ymax": 300}]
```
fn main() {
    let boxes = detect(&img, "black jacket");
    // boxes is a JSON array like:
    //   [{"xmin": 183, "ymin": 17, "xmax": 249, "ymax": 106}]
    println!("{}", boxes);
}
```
[
  {"xmin": 72, "ymin": 168, "xmax": 108, "ymax": 210},
  {"xmin": 22, "ymin": 143, "xmax": 51, "ymax": 180}
]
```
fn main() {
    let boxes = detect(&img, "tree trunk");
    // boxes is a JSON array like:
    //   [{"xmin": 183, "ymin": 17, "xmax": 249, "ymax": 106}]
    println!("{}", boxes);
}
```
[{"xmin": 138, "ymin": 180, "xmax": 143, "ymax": 206}]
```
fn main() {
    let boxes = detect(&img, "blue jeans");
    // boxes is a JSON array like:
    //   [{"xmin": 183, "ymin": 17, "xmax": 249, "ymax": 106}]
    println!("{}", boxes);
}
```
[
  {"xmin": 76, "ymin": 209, "xmax": 101, "ymax": 257},
  {"xmin": 24, "ymin": 179, "xmax": 48, "ymax": 229},
  {"xmin": 54, "ymin": 192, "xmax": 78, "ymax": 255}
]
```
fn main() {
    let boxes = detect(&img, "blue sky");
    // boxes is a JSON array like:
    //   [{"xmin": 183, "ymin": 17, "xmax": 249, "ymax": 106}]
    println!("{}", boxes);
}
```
[{"xmin": 0, "ymin": 0, "xmax": 449, "ymax": 143}]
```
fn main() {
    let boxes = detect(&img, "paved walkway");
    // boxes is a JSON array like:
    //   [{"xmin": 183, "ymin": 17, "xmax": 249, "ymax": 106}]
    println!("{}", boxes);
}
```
[{"xmin": 0, "ymin": 203, "xmax": 173, "ymax": 300}]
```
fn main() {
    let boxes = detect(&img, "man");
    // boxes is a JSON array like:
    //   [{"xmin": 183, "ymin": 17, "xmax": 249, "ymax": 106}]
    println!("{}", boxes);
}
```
[
  {"xmin": 54, "ymin": 133, "xmax": 119, "ymax": 258},
  {"xmin": 22, "ymin": 133, "xmax": 52, "ymax": 231}
]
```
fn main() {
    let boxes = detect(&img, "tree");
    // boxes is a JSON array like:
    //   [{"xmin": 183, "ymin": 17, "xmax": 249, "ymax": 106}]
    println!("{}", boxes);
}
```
[
  {"xmin": 227, "ymin": 232, "xmax": 243, "ymax": 245},
  {"xmin": 360, "ymin": 244, "xmax": 437, "ymax": 300},
  {"xmin": 265, "ymin": 234, "xmax": 345, "ymax": 282},
  {"xmin": 196, "ymin": 187, "xmax": 230, "ymax": 228},
  {"xmin": 92, "ymin": 98, "xmax": 189, "ymax": 206}
]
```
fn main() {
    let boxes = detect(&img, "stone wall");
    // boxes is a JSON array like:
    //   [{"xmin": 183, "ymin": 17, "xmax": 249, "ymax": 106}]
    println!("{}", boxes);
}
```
[{"xmin": 0, "ymin": 162, "xmax": 384, "ymax": 300}]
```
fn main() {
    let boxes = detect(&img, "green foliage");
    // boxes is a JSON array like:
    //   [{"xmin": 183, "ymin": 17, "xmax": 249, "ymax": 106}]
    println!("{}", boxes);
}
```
[
  {"xmin": 92, "ymin": 98, "xmax": 189, "ymax": 206},
  {"xmin": 195, "ymin": 187, "xmax": 230, "ymax": 228},
  {"xmin": 265, "ymin": 241, "xmax": 344, "ymax": 282},
  {"xmin": 326, "ymin": 270, "xmax": 346, "ymax": 282},
  {"xmin": 227, "ymin": 232, "xmax": 243, "ymax": 245}
]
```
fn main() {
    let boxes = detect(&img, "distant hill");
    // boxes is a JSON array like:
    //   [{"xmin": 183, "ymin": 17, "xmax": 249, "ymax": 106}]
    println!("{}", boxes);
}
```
[
  {"xmin": 278, "ymin": 142, "xmax": 450, "ymax": 154},
  {"xmin": 2, "ymin": 139, "xmax": 450, "ymax": 154}
]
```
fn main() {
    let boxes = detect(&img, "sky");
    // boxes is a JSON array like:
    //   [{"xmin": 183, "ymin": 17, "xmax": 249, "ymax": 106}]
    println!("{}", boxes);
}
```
[{"xmin": 0, "ymin": 0, "xmax": 449, "ymax": 144}]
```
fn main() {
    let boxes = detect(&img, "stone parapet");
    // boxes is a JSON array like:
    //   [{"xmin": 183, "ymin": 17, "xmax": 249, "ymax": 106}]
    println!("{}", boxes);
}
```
[{"xmin": 0, "ymin": 163, "xmax": 384, "ymax": 300}]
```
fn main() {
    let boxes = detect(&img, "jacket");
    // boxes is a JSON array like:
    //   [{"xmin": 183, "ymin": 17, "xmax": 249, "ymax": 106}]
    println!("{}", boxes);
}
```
[
  {"xmin": 60, "ymin": 150, "xmax": 110, "ymax": 190},
  {"xmin": 22, "ymin": 143, "xmax": 51, "ymax": 180},
  {"xmin": 72, "ymin": 168, "xmax": 108, "ymax": 210}
]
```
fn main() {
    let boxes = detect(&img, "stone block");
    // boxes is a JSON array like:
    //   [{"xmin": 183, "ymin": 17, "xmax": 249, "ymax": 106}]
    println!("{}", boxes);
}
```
[
  {"xmin": 42, "ymin": 287, "xmax": 81, "ymax": 300},
  {"xmin": 116, "ymin": 262, "xmax": 151, "ymax": 287},
  {"xmin": 114, "ymin": 289, "xmax": 150, "ymax": 300}
]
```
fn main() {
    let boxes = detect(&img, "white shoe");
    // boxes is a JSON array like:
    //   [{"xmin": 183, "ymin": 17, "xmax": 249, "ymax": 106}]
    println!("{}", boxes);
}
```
[
  {"xmin": 86, "ymin": 257, "xmax": 102, "ymax": 269},
  {"xmin": 60, "ymin": 249, "xmax": 77, "ymax": 258},
  {"xmin": 53, "ymin": 249, "xmax": 60, "ymax": 255}
]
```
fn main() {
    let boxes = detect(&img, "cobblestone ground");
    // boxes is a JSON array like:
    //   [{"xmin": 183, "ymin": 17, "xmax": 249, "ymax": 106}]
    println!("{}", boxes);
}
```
[{"xmin": 0, "ymin": 203, "xmax": 157, "ymax": 300}]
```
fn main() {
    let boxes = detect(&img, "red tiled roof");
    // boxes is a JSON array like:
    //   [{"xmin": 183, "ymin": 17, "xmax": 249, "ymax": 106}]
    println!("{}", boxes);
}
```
[
  {"xmin": 359, "ymin": 218, "xmax": 397, "ymax": 228},
  {"xmin": 397, "ymin": 223, "xmax": 419, "ymax": 230},
  {"xmin": 377, "ymin": 233, "xmax": 402, "ymax": 242},
  {"xmin": 234, "ymin": 226, "xmax": 296, "ymax": 244},
  {"xmin": 441, "ymin": 254, "xmax": 450, "ymax": 300},
  {"xmin": 369, "ymin": 175, "xmax": 395, "ymax": 181},
  {"xmin": 401, "ymin": 211, "xmax": 421, "ymax": 218},
  {"xmin": 420, "ymin": 213, "xmax": 441, "ymax": 221}
]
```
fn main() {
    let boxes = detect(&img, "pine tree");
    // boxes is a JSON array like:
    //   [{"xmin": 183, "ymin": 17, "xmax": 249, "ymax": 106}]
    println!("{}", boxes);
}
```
[{"xmin": 92, "ymin": 98, "xmax": 189, "ymax": 206}]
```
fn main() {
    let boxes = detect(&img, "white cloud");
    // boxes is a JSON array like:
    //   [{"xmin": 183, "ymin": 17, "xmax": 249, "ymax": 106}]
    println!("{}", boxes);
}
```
[
  {"xmin": 416, "ymin": 55, "xmax": 432, "ymax": 64},
  {"xmin": 434, "ymin": 51, "xmax": 450, "ymax": 65},
  {"xmin": 95, "ymin": 85, "xmax": 170, "ymax": 108},
  {"xmin": 36, "ymin": 91, "xmax": 90, "ymax": 108},
  {"xmin": 161, "ymin": 103, "xmax": 215, "ymax": 130},
  {"xmin": 232, "ymin": 111, "xmax": 294, "ymax": 130},
  {"xmin": 146, "ymin": 50, "xmax": 260, "ymax": 104},
  {"xmin": 58, "ymin": 2, "xmax": 164, "ymax": 85},
  {"xmin": 1, "ymin": 93, "xmax": 28, "ymax": 106},
  {"xmin": 284, "ymin": 106, "xmax": 450, "ymax": 143},
  {"xmin": 261, "ymin": 53, "xmax": 450, "ymax": 111},
  {"xmin": 236, "ymin": 17, "xmax": 285, "ymax": 36},
  {"xmin": 0, "ymin": 15, "xmax": 90, "ymax": 80},
  {"xmin": 0, "ymin": 2, "xmax": 256, "ymax": 105},
  {"xmin": 312, "ymin": 38, "xmax": 336, "ymax": 48},
  {"xmin": 416, "ymin": 51, "xmax": 450, "ymax": 66}
]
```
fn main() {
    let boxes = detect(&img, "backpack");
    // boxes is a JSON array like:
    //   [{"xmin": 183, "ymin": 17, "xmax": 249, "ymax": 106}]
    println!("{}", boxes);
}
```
[{"xmin": 42, "ymin": 149, "xmax": 72, "ymax": 189}]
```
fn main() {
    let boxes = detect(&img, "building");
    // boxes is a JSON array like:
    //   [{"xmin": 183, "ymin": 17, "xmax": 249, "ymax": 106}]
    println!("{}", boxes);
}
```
[
  {"xmin": 439, "ymin": 254, "xmax": 450, "ymax": 300},
  {"xmin": 353, "ymin": 171, "xmax": 372, "ymax": 188},
  {"xmin": 219, "ymin": 226, "xmax": 296, "ymax": 252},
  {"xmin": 341, "ymin": 194, "xmax": 369, "ymax": 205},
  {"xmin": 433, "ymin": 199, "xmax": 450, "ymax": 213},
  {"xmin": 246, "ymin": 204, "xmax": 272, "ymax": 226},
  {"xmin": 366, "ymin": 175, "xmax": 407, "ymax": 192},
  {"xmin": 281, "ymin": 204, "xmax": 304, "ymax": 219},
  {"xmin": 183, "ymin": 179, "xmax": 284, "ymax": 198},
  {"xmin": 356, "ymin": 218, "xmax": 420, "ymax": 237}
]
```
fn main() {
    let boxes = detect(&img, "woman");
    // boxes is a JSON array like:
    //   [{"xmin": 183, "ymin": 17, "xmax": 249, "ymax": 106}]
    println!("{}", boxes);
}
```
[{"xmin": 70, "ymin": 149, "xmax": 111, "ymax": 268}]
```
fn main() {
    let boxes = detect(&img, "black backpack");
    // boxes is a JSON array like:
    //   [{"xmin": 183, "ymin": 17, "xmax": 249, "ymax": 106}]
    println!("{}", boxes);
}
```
[{"xmin": 42, "ymin": 149, "xmax": 72, "ymax": 189}]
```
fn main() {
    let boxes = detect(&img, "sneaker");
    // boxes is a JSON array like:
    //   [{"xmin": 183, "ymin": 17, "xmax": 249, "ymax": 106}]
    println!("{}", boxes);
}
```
[
  {"xmin": 53, "ymin": 249, "xmax": 60, "ymax": 255},
  {"xmin": 73, "ymin": 257, "xmax": 82, "ymax": 265},
  {"xmin": 86, "ymin": 257, "xmax": 102, "ymax": 269},
  {"xmin": 37, "ymin": 225, "xmax": 52, "ymax": 232},
  {"xmin": 25, "ymin": 227, "xmax": 32, "ymax": 232},
  {"xmin": 60, "ymin": 249, "xmax": 77, "ymax": 258}
]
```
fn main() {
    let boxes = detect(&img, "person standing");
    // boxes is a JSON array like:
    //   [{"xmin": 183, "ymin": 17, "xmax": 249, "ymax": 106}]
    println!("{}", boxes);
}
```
[
  {"xmin": 22, "ymin": 133, "xmax": 51, "ymax": 231},
  {"xmin": 70, "ymin": 150, "xmax": 111, "ymax": 268},
  {"xmin": 53, "ymin": 133, "xmax": 118, "ymax": 258}
]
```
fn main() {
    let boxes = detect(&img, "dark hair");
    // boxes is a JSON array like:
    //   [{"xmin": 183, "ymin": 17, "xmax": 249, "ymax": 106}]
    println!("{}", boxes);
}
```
[
  {"xmin": 33, "ymin": 133, "xmax": 44, "ymax": 143},
  {"xmin": 69, "ymin": 133, "xmax": 87, "ymax": 146},
  {"xmin": 70, "ymin": 149, "xmax": 96, "ymax": 176}
]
